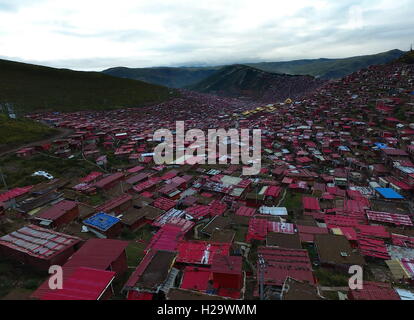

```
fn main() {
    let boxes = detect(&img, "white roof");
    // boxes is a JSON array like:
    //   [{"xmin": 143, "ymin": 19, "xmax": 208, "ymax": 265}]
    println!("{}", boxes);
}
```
[{"xmin": 259, "ymin": 207, "xmax": 288, "ymax": 216}]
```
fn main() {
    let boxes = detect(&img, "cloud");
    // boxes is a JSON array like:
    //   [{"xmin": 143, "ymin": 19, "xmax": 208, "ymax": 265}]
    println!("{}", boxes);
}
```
[{"xmin": 0, "ymin": 0, "xmax": 412, "ymax": 70}]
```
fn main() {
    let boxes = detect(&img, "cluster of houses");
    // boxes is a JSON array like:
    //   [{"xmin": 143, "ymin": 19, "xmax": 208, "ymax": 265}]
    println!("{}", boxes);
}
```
[{"xmin": 1, "ymin": 60, "xmax": 414, "ymax": 300}]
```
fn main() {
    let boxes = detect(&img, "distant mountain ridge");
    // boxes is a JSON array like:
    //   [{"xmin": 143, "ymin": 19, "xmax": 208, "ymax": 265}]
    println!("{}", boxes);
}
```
[
  {"xmin": 0, "ymin": 59, "xmax": 175, "ymax": 113},
  {"xmin": 188, "ymin": 64, "xmax": 325, "ymax": 102},
  {"xmin": 102, "ymin": 66, "xmax": 220, "ymax": 89},
  {"xmin": 247, "ymin": 49, "xmax": 405, "ymax": 79},
  {"xmin": 103, "ymin": 49, "xmax": 405, "ymax": 88}
]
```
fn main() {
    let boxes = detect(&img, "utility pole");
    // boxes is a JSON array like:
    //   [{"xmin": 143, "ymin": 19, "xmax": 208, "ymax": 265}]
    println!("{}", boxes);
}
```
[
  {"xmin": 258, "ymin": 254, "xmax": 267, "ymax": 300},
  {"xmin": 0, "ymin": 166, "xmax": 8, "ymax": 190}
]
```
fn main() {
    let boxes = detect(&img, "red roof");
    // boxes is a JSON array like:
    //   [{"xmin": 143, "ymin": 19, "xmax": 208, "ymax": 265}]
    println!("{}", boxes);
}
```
[
  {"xmin": 366, "ymin": 210, "xmax": 413, "ymax": 227},
  {"xmin": 356, "ymin": 225, "xmax": 390, "ymax": 239},
  {"xmin": 357, "ymin": 236, "xmax": 390, "ymax": 260},
  {"xmin": 180, "ymin": 266, "xmax": 212, "ymax": 291},
  {"xmin": 208, "ymin": 200, "xmax": 227, "ymax": 216},
  {"xmin": 297, "ymin": 225, "xmax": 329, "ymax": 243},
  {"xmin": 302, "ymin": 197, "xmax": 320, "ymax": 211},
  {"xmin": 32, "ymin": 239, "xmax": 128, "ymax": 299},
  {"xmin": 247, "ymin": 218, "xmax": 268, "ymax": 242},
  {"xmin": 127, "ymin": 166, "xmax": 145, "ymax": 173},
  {"xmin": 36, "ymin": 200, "xmax": 78, "ymax": 221},
  {"xmin": 236, "ymin": 206, "xmax": 256, "ymax": 217},
  {"xmin": 0, "ymin": 186, "xmax": 32, "ymax": 203},
  {"xmin": 349, "ymin": 281, "xmax": 400, "ymax": 300},
  {"xmin": 145, "ymin": 224, "xmax": 184, "ymax": 254},
  {"xmin": 133, "ymin": 177, "xmax": 161, "ymax": 193},
  {"xmin": 95, "ymin": 194, "xmax": 132, "ymax": 213},
  {"xmin": 176, "ymin": 241, "xmax": 231, "ymax": 265},
  {"xmin": 40, "ymin": 267, "xmax": 115, "ymax": 300},
  {"xmin": 152, "ymin": 197, "xmax": 177, "ymax": 211},
  {"xmin": 166, "ymin": 218, "xmax": 195, "ymax": 234},
  {"xmin": 211, "ymin": 255, "xmax": 242, "ymax": 275},
  {"xmin": 264, "ymin": 186, "xmax": 282, "ymax": 198},
  {"xmin": 185, "ymin": 205, "xmax": 211, "ymax": 220},
  {"xmin": 257, "ymin": 246, "xmax": 315, "ymax": 286},
  {"xmin": 323, "ymin": 215, "xmax": 360, "ymax": 228},
  {"xmin": 80, "ymin": 172, "xmax": 103, "ymax": 183},
  {"xmin": 94, "ymin": 172, "xmax": 124, "ymax": 188},
  {"xmin": 391, "ymin": 234, "xmax": 414, "ymax": 248},
  {"xmin": 267, "ymin": 222, "xmax": 295, "ymax": 234}
]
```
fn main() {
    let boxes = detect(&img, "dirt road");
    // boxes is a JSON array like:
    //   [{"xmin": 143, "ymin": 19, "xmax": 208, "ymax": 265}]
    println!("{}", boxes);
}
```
[{"xmin": 0, "ymin": 127, "xmax": 73, "ymax": 158}]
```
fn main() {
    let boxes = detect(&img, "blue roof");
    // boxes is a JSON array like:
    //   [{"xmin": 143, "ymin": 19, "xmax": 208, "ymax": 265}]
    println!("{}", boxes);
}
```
[
  {"xmin": 375, "ymin": 188, "xmax": 404, "ymax": 200},
  {"xmin": 83, "ymin": 212, "xmax": 120, "ymax": 231},
  {"xmin": 373, "ymin": 143, "xmax": 388, "ymax": 150}
]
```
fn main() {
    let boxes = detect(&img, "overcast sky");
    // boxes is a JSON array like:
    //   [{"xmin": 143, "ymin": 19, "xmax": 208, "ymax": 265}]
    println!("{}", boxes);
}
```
[{"xmin": 0, "ymin": 0, "xmax": 413, "ymax": 71}]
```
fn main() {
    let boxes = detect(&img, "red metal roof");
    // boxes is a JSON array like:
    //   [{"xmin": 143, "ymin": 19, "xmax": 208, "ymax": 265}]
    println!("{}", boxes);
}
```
[
  {"xmin": 357, "ymin": 236, "xmax": 390, "ymax": 260},
  {"xmin": 127, "ymin": 166, "xmax": 145, "ymax": 173},
  {"xmin": 180, "ymin": 266, "xmax": 212, "ymax": 291},
  {"xmin": 264, "ymin": 186, "xmax": 282, "ymax": 198},
  {"xmin": 133, "ymin": 177, "xmax": 161, "ymax": 193},
  {"xmin": 94, "ymin": 172, "xmax": 124, "ymax": 188},
  {"xmin": 36, "ymin": 200, "xmax": 78, "ymax": 221},
  {"xmin": 166, "ymin": 218, "xmax": 195, "ymax": 234},
  {"xmin": 267, "ymin": 222, "xmax": 295, "ymax": 234},
  {"xmin": 323, "ymin": 215, "xmax": 360, "ymax": 227},
  {"xmin": 40, "ymin": 267, "xmax": 115, "ymax": 300},
  {"xmin": 176, "ymin": 241, "xmax": 231, "ymax": 265},
  {"xmin": 80, "ymin": 172, "xmax": 103, "ymax": 183},
  {"xmin": 208, "ymin": 200, "xmax": 227, "ymax": 216},
  {"xmin": 349, "ymin": 281, "xmax": 400, "ymax": 300},
  {"xmin": 391, "ymin": 234, "xmax": 414, "ymax": 248},
  {"xmin": 185, "ymin": 205, "xmax": 211, "ymax": 220},
  {"xmin": 152, "ymin": 197, "xmax": 177, "ymax": 211},
  {"xmin": 356, "ymin": 225, "xmax": 390, "ymax": 239},
  {"xmin": 236, "ymin": 206, "xmax": 256, "ymax": 217},
  {"xmin": 0, "ymin": 186, "xmax": 32, "ymax": 203},
  {"xmin": 145, "ymin": 224, "xmax": 184, "ymax": 254},
  {"xmin": 366, "ymin": 210, "xmax": 413, "ymax": 227},
  {"xmin": 95, "ymin": 194, "xmax": 132, "ymax": 213},
  {"xmin": 297, "ymin": 225, "xmax": 329, "ymax": 243},
  {"xmin": 257, "ymin": 246, "xmax": 315, "ymax": 286},
  {"xmin": 302, "ymin": 197, "xmax": 320, "ymax": 211},
  {"xmin": 211, "ymin": 255, "xmax": 242, "ymax": 275},
  {"xmin": 32, "ymin": 238, "xmax": 128, "ymax": 299},
  {"xmin": 247, "ymin": 218, "xmax": 268, "ymax": 242}
]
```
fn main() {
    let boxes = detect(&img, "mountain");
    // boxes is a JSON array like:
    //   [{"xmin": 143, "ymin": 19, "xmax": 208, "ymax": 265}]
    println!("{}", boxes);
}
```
[
  {"xmin": 102, "ymin": 66, "xmax": 220, "ymax": 88},
  {"xmin": 397, "ymin": 50, "xmax": 414, "ymax": 64},
  {"xmin": 0, "ymin": 59, "xmax": 175, "ymax": 113},
  {"xmin": 247, "ymin": 49, "xmax": 405, "ymax": 79},
  {"xmin": 188, "ymin": 64, "xmax": 324, "ymax": 102}
]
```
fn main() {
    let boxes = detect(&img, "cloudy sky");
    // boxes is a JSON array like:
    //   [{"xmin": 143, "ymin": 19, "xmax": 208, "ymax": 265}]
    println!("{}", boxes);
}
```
[{"xmin": 0, "ymin": 0, "xmax": 413, "ymax": 70}]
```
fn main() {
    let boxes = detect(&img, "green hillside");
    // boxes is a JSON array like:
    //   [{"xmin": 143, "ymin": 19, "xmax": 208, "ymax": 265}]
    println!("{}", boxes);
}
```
[
  {"xmin": 0, "ymin": 114, "xmax": 57, "ymax": 151},
  {"xmin": 398, "ymin": 50, "xmax": 414, "ymax": 64},
  {"xmin": 0, "ymin": 59, "xmax": 176, "ymax": 113},
  {"xmin": 103, "ymin": 66, "xmax": 219, "ymax": 88},
  {"xmin": 189, "ymin": 64, "xmax": 324, "ymax": 102},
  {"xmin": 247, "ymin": 49, "xmax": 405, "ymax": 79}
]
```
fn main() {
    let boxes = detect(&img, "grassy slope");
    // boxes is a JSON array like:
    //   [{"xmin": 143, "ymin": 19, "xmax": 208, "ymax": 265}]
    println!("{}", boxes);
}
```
[
  {"xmin": 398, "ymin": 50, "xmax": 414, "ymax": 64},
  {"xmin": 0, "ymin": 115, "xmax": 57, "ymax": 150},
  {"xmin": 103, "ymin": 66, "xmax": 220, "ymax": 88},
  {"xmin": 0, "ymin": 59, "xmax": 175, "ymax": 113},
  {"xmin": 248, "ymin": 49, "xmax": 405, "ymax": 79}
]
